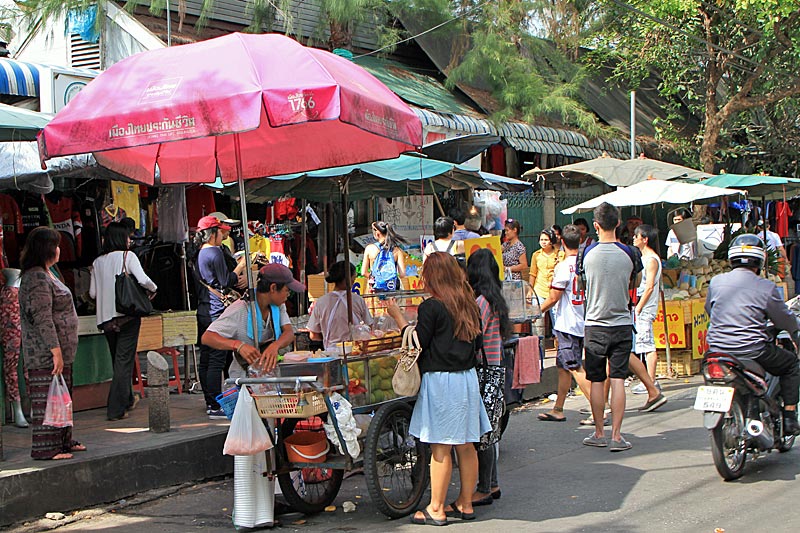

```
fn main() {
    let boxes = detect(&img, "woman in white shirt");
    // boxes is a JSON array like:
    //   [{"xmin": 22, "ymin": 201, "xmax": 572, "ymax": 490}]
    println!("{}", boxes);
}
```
[
  {"xmin": 307, "ymin": 261, "xmax": 373, "ymax": 350},
  {"xmin": 90, "ymin": 222, "xmax": 157, "ymax": 421}
]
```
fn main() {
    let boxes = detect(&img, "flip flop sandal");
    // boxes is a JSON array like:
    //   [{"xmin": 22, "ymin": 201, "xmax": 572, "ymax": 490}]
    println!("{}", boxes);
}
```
[
  {"xmin": 538, "ymin": 412, "xmax": 567, "ymax": 422},
  {"xmin": 68, "ymin": 441, "xmax": 87, "ymax": 452},
  {"xmin": 411, "ymin": 509, "xmax": 448, "ymax": 526},
  {"xmin": 445, "ymin": 502, "xmax": 475, "ymax": 521}
]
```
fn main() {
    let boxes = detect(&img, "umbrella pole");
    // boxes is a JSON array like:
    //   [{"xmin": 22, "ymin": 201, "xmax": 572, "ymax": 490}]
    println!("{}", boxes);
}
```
[
  {"xmin": 763, "ymin": 195, "xmax": 768, "ymax": 278},
  {"xmin": 234, "ymin": 134, "xmax": 260, "ymax": 350},
  {"xmin": 340, "ymin": 179, "xmax": 354, "ymax": 327},
  {"xmin": 652, "ymin": 209, "xmax": 672, "ymax": 378},
  {"xmin": 300, "ymin": 198, "xmax": 307, "ymax": 313}
]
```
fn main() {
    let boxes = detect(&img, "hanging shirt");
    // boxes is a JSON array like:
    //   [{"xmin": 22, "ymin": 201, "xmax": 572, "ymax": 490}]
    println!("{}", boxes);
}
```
[
  {"xmin": 776, "ymin": 201, "xmax": 792, "ymax": 238},
  {"xmin": 20, "ymin": 193, "xmax": 49, "ymax": 236},
  {"xmin": 45, "ymin": 195, "xmax": 82, "ymax": 262},
  {"xmin": 185, "ymin": 187, "xmax": 216, "ymax": 227},
  {"xmin": 0, "ymin": 193, "xmax": 23, "ymax": 266},
  {"xmin": 111, "ymin": 180, "xmax": 141, "ymax": 229},
  {"xmin": 100, "ymin": 204, "xmax": 127, "ymax": 227}
]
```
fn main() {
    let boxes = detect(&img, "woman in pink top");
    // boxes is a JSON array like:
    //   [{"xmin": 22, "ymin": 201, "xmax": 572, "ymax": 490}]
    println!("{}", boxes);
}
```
[{"xmin": 467, "ymin": 248, "xmax": 512, "ymax": 506}]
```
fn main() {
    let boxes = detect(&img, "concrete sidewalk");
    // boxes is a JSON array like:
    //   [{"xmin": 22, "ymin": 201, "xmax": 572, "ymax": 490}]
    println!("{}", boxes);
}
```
[
  {"xmin": 0, "ymin": 349, "xmax": 561, "ymax": 527},
  {"xmin": 0, "ymin": 392, "xmax": 233, "ymax": 527}
]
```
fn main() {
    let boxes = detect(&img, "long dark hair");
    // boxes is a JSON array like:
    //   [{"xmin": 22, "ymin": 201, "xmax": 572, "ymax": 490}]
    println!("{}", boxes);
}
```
[
  {"xmin": 372, "ymin": 220, "xmax": 408, "ymax": 251},
  {"xmin": 422, "ymin": 252, "xmax": 481, "ymax": 342},
  {"xmin": 101, "ymin": 222, "xmax": 130, "ymax": 255},
  {"xmin": 20, "ymin": 227, "xmax": 60, "ymax": 271},
  {"xmin": 467, "ymin": 248, "xmax": 512, "ymax": 340}
]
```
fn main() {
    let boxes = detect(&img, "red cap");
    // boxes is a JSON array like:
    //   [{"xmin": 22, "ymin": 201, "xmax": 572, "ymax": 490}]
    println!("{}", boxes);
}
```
[{"xmin": 197, "ymin": 215, "xmax": 231, "ymax": 232}]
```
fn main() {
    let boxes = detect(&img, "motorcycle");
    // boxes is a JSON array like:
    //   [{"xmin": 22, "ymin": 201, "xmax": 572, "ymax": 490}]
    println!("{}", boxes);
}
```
[{"xmin": 696, "ymin": 333, "xmax": 798, "ymax": 481}]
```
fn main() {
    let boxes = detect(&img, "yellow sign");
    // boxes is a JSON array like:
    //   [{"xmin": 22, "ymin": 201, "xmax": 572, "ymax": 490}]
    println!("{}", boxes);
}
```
[
  {"xmin": 691, "ymin": 298, "xmax": 709, "ymax": 359},
  {"xmin": 351, "ymin": 276, "xmax": 368, "ymax": 295},
  {"xmin": 654, "ymin": 300, "xmax": 686, "ymax": 349},
  {"xmin": 464, "ymin": 235, "xmax": 504, "ymax": 280}
]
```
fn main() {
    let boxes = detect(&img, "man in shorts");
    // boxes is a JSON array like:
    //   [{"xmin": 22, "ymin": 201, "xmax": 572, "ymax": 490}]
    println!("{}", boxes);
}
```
[
  {"xmin": 582, "ymin": 202, "xmax": 637, "ymax": 451},
  {"xmin": 537, "ymin": 224, "xmax": 591, "ymax": 422}
]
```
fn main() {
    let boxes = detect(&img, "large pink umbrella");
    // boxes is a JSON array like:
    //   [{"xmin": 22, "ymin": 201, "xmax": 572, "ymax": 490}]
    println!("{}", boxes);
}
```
[
  {"xmin": 38, "ymin": 32, "xmax": 421, "ymax": 184},
  {"xmin": 38, "ymin": 33, "xmax": 422, "ymax": 341}
]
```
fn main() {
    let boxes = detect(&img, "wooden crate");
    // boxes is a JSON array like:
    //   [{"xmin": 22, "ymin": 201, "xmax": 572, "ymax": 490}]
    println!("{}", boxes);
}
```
[
  {"xmin": 656, "ymin": 350, "xmax": 701, "ymax": 377},
  {"xmin": 161, "ymin": 310, "xmax": 198, "ymax": 347},
  {"xmin": 136, "ymin": 315, "xmax": 163, "ymax": 352},
  {"xmin": 353, "ymin": 334, "xmax": 402, "ymax": 355}
]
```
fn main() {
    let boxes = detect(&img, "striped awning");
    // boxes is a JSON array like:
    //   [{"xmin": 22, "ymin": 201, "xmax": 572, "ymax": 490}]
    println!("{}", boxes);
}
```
[
  {"xmin": 0, "ymin": 59, "xmax": 40, "ymax": 97},
  {"xmin": 501, "ymin": 122, "xmax": 637, "ymax": 160},
  {"xmin": 414, "ymin": 108, "xmax": 498, "ymax": 135},
  {"xmin": 0, "ymin": 58, "xmax": 99, "ymax": 97}
]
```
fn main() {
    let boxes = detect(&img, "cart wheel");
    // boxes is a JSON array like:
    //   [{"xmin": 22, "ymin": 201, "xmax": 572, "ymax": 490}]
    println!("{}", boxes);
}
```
[
  {"xmin": 277, "ymin": 465, "xmax": 343, "ymax": 515},
  {"xmin": 364, "ymin": 400, "xmax": 430, "ymax": 519}
]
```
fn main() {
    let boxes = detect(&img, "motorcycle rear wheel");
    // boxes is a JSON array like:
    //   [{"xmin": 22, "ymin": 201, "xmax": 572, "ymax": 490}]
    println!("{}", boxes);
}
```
[{"xmin": 710, "ymin": 398, "xmax": 747, "ymax": 481}]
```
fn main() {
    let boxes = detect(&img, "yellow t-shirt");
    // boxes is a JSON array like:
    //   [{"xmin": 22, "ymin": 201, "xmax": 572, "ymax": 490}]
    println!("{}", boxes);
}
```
[
  {"xmin": 248, "ymin": 234, "xmax": 270, "ymax": 256},
  {"xmin": 529, "ymin": 249, "xmax": 565, "ymax": 301},
  {"xmin": 111, "ymin": 180, "xmax": 140, "ymax": 229}
]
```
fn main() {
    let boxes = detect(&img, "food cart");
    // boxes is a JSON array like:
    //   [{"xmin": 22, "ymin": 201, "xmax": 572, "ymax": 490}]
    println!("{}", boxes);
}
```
[{"xmin": 224, "ymin": 289, "xmax": 427, "ymax": 519}]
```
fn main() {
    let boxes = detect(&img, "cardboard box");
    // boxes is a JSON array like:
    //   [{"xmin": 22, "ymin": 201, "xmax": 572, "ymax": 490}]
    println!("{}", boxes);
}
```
[{"xmin": 136, "ymin": 315, "xmax": 163, "ymax": 352}]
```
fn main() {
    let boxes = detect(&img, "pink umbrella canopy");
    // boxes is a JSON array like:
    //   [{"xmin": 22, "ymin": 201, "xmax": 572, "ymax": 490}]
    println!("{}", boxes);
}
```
[{"xmin": 38, "ymin": 33, "xmax": 422, "ymax": 185}]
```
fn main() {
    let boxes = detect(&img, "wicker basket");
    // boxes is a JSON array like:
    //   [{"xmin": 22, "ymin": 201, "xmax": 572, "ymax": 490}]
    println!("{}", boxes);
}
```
[{"xmin": 252, "ymin": 391, "xmax": 327, "ymax": 419}]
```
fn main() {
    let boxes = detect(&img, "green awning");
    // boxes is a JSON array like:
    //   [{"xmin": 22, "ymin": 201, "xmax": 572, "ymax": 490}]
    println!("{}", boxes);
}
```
[{"xmin": 355, "ymin": 56, "xmax": 477, "ymax": 115}]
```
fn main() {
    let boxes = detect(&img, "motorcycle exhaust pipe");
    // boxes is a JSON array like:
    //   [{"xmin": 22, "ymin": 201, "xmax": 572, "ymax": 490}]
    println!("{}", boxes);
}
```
[
  {"xmin": 746, "ymin": 419, "xmax": 775, "ymax": 449},
  {"xmin": 747, "ymin": 419, "xmax": 764, "ymax": 437}
]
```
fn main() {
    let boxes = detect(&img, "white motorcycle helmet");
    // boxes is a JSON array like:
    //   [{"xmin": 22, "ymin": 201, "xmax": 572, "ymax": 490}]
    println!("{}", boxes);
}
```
[{"xmin": 728, "ymin": 233, "xmax": 766, "ymax": 271}]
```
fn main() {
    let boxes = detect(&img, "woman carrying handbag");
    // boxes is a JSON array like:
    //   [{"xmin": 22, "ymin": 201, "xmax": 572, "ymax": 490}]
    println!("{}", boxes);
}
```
[
  {"xmin": 385, "ymin": 252, "xmax": 491, "ymax": 526},
  {"xmin": 90, "ymin": 222, "xmax": 157, "ymax": 421},
  {"xmin": 467, "ymin": 248, "xmax": 512, "ymax": 506}
]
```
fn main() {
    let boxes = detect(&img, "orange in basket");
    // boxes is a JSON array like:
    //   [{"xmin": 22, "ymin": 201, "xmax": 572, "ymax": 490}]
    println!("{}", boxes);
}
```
[{"xmin": 284, "ymin": 431, "xmax": 329, "ymax": 464}]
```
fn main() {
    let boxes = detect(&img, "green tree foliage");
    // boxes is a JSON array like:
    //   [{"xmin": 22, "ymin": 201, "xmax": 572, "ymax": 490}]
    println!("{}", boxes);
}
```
[{"xmin": 591, "ymin": 0, "xmax": 800, "ymax": 173}]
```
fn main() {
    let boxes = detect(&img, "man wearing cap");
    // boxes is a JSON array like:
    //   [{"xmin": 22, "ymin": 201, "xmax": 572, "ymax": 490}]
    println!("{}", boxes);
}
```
[
  {"xmin": 194, "ymin": 215, "xmax": 248, "ymax": 418},
  {"xmin": 202, "ymin": 264, "xmax": 304, "ymax": 379}
]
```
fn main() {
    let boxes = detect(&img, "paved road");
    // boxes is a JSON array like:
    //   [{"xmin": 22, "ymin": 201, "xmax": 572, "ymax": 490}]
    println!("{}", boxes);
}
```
[{"xmin": 15, "ymin": 378, "xmax": 800, "ymax": 533}]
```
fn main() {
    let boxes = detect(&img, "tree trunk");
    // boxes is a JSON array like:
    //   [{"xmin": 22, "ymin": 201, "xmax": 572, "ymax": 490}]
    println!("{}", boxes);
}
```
[
  {"xmin": 700, "ymin": 114, "xmax": 723, "ymax": 174},
  {"xmin": 329, "ymin": 20, "xmax": 352, "ymax": 51}
]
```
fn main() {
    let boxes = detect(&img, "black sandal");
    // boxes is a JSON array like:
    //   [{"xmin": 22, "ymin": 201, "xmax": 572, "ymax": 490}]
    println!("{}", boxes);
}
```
[
  {"xmin": 445, "ymin": 502, "xmax": 475, "ymax": 521},
  {"xmin": 411, "ymin": 509, "xmax": 448, "ymax": 526}
]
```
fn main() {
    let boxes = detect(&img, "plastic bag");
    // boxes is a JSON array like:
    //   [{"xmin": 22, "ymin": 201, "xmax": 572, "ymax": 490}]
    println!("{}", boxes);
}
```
[
  {"xmin": 43, "ymin": 374, "xmax": 73, "ymax": 428},
  {"xmin": 351, "ymin": 322, "xmax": 372, "ymax": 341},
  {"xmin": 223, "ymin": 386, "xmax": 274, "ymax": 456},
  {"xmin": 322, "ymin": 393, "xmax": 361, "ymax": 458}
]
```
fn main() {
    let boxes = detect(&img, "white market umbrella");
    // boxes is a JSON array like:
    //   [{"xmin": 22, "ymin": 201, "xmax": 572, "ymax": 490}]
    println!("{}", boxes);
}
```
[{"xmin": 561, "ymin": 179, "xmax": 744, "ymax": 214}]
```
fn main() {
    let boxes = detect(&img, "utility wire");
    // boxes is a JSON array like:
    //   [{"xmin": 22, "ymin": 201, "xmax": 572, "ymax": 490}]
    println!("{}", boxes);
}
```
[{"xmin": 353, "ymin": 0, "xmax": 492, "ymax": 59}]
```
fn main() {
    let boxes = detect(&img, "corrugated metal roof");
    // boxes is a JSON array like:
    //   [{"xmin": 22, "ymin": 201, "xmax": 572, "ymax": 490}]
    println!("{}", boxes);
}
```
[{"xmin": 355, "ymin": 56, "xmax": 478, "ymax": 116}]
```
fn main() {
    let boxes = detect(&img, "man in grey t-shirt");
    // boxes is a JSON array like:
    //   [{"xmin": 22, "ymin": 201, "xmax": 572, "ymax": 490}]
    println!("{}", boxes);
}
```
[{"xmin": 581, "ymin": 202, "xmax": 636, "ymax": 452}]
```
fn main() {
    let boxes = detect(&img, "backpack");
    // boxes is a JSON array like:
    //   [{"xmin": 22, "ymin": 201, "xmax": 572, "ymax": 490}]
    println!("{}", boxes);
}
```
[
  {"xmin": 372, "ymin": 246, "xmax": 400, "ymax": 291},
  {"xmin": 433, "ymin": 239, "xmax": 467, "ymax": 270},
  {"xmin": 576, "ymin": 242, "xmax": 643, "ymax": 310}
]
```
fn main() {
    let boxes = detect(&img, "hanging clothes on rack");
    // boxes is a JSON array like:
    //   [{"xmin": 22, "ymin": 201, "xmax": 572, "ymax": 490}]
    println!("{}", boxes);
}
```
[{"xmin": 0, "ymin": 193, "xmax": 23, "ymax": 267}]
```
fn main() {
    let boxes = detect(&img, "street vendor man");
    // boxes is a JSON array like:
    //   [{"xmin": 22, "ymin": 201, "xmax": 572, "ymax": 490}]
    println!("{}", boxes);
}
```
[
  {"xmin": 202, "ymin": 264, "xmax": 305, "ymax": 377},
  {"xmin": 307, "ymin": 261, "xmax": 373, "ymax": 350}
]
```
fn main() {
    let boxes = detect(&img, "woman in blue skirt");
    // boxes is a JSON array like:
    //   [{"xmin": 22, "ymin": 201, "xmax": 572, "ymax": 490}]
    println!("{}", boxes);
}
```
[{"xmin": 386, "ymin": 252, "xmax": 491, "ymax": 526}]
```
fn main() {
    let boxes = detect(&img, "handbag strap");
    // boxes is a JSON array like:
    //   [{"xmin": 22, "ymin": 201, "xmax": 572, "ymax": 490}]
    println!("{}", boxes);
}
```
[
  {"xmin": 120, "ymin": 251, "xmax": 129, "ymax": 276},
  {"xmin": 197, "ymin": 277, "xmax": 228, "ymax": 301}
]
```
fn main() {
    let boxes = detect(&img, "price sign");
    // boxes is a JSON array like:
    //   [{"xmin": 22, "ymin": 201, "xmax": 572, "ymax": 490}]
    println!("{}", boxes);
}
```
[
  {"xmin": 654, "ymin": 301, "xmax": 686, "ymax": 348},
  {"xmin": 691, "ymin": 298, "xmax": 709, "ymax": 359}
]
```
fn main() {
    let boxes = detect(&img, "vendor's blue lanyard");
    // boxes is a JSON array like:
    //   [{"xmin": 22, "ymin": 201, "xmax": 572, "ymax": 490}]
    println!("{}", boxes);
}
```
[{"xmin": 247, "ymin": 304, "xmax": 282, "ymax": 343}]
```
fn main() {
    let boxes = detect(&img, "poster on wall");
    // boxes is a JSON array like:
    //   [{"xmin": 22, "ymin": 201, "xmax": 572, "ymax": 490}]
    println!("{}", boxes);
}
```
[
  {"xmin": 378, "ymin": 195, "xmax": 434, "ymax": 249},
  {"xmin": 464, "ymin": 235, "xmax": 504, "ymax": 280}
]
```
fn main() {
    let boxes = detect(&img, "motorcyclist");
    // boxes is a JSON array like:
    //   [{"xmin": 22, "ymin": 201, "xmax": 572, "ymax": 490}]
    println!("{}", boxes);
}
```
[{"xmin": 705, "ymin": 233, "xmax": 800, "ymax": 436}]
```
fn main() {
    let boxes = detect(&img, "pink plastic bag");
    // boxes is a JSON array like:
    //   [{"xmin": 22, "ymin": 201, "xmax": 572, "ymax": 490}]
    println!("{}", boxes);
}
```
[{"xmin": 43, "ymin": 374, "xmax": 73, "ymax": 428}]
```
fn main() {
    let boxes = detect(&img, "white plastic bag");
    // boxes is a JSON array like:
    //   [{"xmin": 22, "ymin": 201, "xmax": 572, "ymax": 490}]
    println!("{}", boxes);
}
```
[
  {"xmin": 223, "ymin": 386, "xmax": 273, "ymax": 456},
  {"xmin": 43, "ymin": 374, "xmax": 73, "ymax": 428},
  {"xmin": 323, "ymin": 393, "xmax": 361, "ymax": 458}
]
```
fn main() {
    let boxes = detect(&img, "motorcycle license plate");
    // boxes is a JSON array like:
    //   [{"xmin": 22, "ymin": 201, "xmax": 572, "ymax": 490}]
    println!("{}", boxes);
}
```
[{"xmin": 693, "ymin": 386, "xmax": 735, "ymax": 412}]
